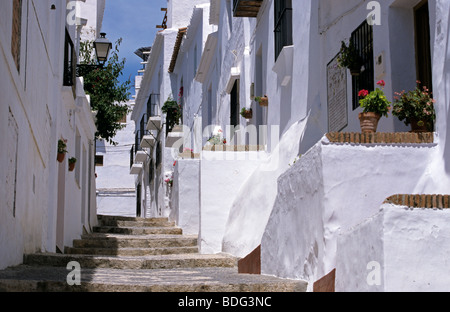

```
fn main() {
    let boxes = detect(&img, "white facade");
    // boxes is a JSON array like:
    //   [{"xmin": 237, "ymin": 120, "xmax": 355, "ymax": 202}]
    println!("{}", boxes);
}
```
[
  {"xmin": 0, "ymin": 0, "xmax": 103, "ymax": 269},
  {"xmin": 96, "ymin": 100, "xmax": 136, "ymax": 217},
  {"xmin": 131, "ymin": 0, "xmax": 450, "ymax": 291}
]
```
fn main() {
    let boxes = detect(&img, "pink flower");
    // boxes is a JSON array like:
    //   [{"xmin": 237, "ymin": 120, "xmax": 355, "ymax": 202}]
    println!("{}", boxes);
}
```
[
  {"xmin": 377, "ymin": 80, "xmax": 386, "ymax": 87},
  {"xmin": 358, "ymin": 89, "xmax": 369, "ymax": 98}
]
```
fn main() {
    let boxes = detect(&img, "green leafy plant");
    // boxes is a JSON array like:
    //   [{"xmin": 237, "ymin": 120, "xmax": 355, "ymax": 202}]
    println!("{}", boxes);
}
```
[
  {"xmin": 79, "ymin": 38, "xmax": 131, "ymax": 146},
  {"xmin": 240, "ymin": 107, "xmax": 252, "ymax": 118},
  {"xmin": 337, "ymin": 40, "xmax": 363, "ymax": 72},
  {"xmin": 68, "ymin": 157, "xmax": 77, "ymax": 165},
  {"xmin": 161, "ymin": 96, "xmax": 182, "ymax": 131},
  {"xmin": 58, "ymin": 139, "xmax": 68, "ymax": 154},
  {"xmin": 392, "ymin": 82, "xmax": 436, "ymax": 131},
  {"xmin": 358, "ymin": 80, "xmax": 391, "ymax": 118}
]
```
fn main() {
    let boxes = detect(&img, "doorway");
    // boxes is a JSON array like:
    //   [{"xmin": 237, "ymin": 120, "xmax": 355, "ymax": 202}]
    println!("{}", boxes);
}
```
[{"xmin": 414, "ymin": 0, "xmax": 432, "ymax": 91}]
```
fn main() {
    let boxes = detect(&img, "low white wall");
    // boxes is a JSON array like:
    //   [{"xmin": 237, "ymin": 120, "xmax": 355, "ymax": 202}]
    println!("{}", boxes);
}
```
[
  {"xmin": 170, "ymin": 159, "xmax": 200, "ymax": 235},
  {"xmin": 336, "ymin": 204, "xmax": 450, "ymax": 292},
  {"xmin": 199, "ymin": 151, "xmax": 267, "ymax": 254},
  {"xmin": 261, "ymin": 136, "xmax": 439, "ymax": 290},
  {"xmin": 222, "ymin": 118, "xmax": 308, "ymax": 258}
]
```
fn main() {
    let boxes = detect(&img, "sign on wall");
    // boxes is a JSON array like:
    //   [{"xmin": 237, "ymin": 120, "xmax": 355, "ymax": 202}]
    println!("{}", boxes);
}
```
[{"xmin": 327, "ymin": 54, "xmax": 348, "ymax": 132}]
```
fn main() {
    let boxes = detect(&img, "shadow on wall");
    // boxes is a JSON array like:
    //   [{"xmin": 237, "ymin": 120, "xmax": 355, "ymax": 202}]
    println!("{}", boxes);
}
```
[{"xmin": 444, "ymin": 10, "xmax": 450, "ymax": 175}]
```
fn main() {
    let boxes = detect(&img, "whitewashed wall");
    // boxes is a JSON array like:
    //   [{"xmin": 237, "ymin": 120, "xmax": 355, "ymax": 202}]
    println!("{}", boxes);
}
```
[
  {"xmin": 261, "ymin": 136, "xmax": 439, "ymax": 291},
  {"xmin": 336, "ymin": 204, "xmax": 450, "ymax": 292},
  {"xmin": 0, "ymin": 1, "xmax": 98, "ymax": 268}
]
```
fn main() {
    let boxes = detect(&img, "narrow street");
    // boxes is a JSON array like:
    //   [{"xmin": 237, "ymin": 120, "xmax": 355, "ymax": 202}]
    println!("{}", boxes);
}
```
[{"xmin": 0, "ymin": 215, "xmax": 306, "ymax": 292}]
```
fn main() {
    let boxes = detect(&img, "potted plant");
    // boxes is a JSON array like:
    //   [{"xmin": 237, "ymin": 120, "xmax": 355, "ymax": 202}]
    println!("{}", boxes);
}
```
[
  {"xmin": 240, "ymin": 107, "xmax": 253, "ymax": 119},
  {"xmin": 68, "ymin": 157, "xmax": 77, "ymax": 172},
  {"xmin": 337, "ymin": 40, "xmax": 363, "ymax": 76},
  {"xmin": 161, "ymin": 96, "xmax": 182, "ymax": 132},
  {"xmin": 392, "ymin": 82, "xmax": 436, "ymax": 132},
  {"xmin": 358, "ymin": 80, "xmax": 391, "ymax": 133},
  {"xmin": 255, "ymin": 95, "xmax": 268, "ymax": 107},
  {"xmin": 57, "ymin": 139, "xmax": 68, "ymax": 163}
]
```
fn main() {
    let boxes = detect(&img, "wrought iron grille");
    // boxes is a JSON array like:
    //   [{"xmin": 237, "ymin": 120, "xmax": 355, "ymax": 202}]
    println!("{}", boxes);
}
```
[
  {"xmin": 135, "ymin": 130, "xmax": 142, "ymax": 154},
  {"xmin": 130, "ymin": 145, "xmax": 134, "ymax": 168},
  {"xmin": 63, "ymin": 29, "xmax": 76, "ymax": 87},
  {"xmin": 274, "ymin": 0, "xmax": 293, "ymax": 61},
  {"xmin": 351, "ymin": 21, "xmax": 374, "ymax": 110},
  {"xmin": 147, "ymin": 94, "xmax": 160, "ymax": 117}
]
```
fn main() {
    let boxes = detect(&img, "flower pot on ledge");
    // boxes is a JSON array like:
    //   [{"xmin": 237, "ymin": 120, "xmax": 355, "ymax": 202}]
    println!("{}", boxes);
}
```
[
  {"xmin": 410, "ymin": 119, "xmax": 428, "ymax": 133},
  {"xmin": 359, "ymin": 112, "xmax": 381, "ymax": 133}
]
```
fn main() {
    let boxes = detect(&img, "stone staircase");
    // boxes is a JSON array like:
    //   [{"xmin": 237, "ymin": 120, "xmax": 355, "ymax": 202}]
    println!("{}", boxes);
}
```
[{"xmin": 0, "ymin": 215, "xmax": 307, "ymax": 292}]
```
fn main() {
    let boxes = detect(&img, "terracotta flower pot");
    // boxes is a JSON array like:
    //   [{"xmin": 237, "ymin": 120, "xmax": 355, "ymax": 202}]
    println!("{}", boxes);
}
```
[
  {"xmin": 69, "ymin": 162, "xmax": 76, "ymax": 172},
  {"xmin": 359, "ymin": 112, "xmax": 381, "ymax": 133},
  {"xmin": 258, "ymin": 97, "xmax": 268, "ymax": 107},
  {"xmin": 242, "ymin": 110, "xmax": 253, "ymax": 119},
  {"xmin": 410, "ymin": 119, "xmax": 428, "ymax": 133},
  {"xmin": 57, "ymin": 152, "xmax": 66, "ymax": 163}
]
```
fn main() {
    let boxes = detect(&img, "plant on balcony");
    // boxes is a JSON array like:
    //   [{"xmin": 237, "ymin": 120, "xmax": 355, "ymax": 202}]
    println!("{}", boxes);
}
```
[
  {"xmin": 68, "ymin": 157, "xmax": 77, "ymax": 172},
  {"xmin": 254, "ymin": 95, "xmax": 268, "ymax": 107},
  {"xmin": 162, "ymin": 96, "xmax": 182, "ymax": 132},
  {"xmin": 358, "ymin": 80, "xmax": 391, "ymax": 133},
  {"xmin": 57, "ymin": 139, "xmax": 68, "ymax": 163},
  {"xmin": 79, "ymin": 38, "xmax": 131, "ymax": 146},
  {"xmin": 240, "ymin": 107, "xmax": 253, "ymax": 119},
  {"xmin": 392, "ymin": 82, "xmax": 436, "ymax": 132},
  {"xmin": 337, "ymin": 40, "xmax": 363, "ymax": 76}
]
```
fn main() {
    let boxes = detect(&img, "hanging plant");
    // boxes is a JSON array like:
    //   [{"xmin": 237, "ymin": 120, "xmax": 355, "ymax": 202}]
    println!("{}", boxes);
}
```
[
  {"xmin": 337, "ymin": 40, "xmax": 363, "ymax": 76},
  {"xmin": 68, "ymin": 157, "xmax": 77, "ymax": 172},
  {"xmin": 162, "ymin": 96, "xmax": 182, "ymax": 132},
  {"xmin": 57, "ymin": 139, "xmax": 68, "ymax": 163}
]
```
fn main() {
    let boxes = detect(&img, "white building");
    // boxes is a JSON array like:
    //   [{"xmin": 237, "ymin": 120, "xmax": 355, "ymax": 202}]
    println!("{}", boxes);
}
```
[
  {"xmin": 131, "ymin": 0, "xmax": 450, "ymax": 291},
  {"xmin": 0, "ymin": 0, "xmax": 104, "ymax": 269},
  {"xmin": 96, "ymin": 100, "xmax": 136, "ymax": 217}
]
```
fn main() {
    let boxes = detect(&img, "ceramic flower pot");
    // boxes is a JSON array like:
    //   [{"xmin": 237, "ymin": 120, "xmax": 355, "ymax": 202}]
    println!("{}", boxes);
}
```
[
  {"xmin": 242, "ymin": 110, "xmax": 253, "ymax": 119},
  {"xmin": 258, "ymin": 97, "xmax": 268, "ymax": 107},
  {"xmin": 410, "ymin": 119, "xmax": 428, "ymax": 133},
  {"xmin": 69, "ymin": 162, "xmax": 76, "ymax": 172},
  {"xmin": 359, "ymin": 112, "xmax": 381, "ymax": 133},
  {"xmin": 57, "ymin": 152, "xmax": 66, "ymax": 163}
]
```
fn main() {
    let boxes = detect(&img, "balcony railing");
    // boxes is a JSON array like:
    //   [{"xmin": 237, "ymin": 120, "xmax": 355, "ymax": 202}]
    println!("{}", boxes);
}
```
[{"xmin": 233, "ymin": 0, "xmax": 263, "ymax": 18}]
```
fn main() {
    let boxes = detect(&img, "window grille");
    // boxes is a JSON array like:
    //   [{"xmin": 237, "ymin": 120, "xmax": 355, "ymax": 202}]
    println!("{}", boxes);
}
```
[
  {"xmin": 351, "ymin": 21, "xmax": 374, "ymax": 110},
  {"xmin": 64, "ymin": 29, "xmax": 76, "ymax": 87},
  {"xmin": 147, "ymin": 94, "xmax": 160, "ymax": 117},
  {"xmin": 274, "ymin": 0, "xmax": 293, "ymax": 61},
  {"xmin": 11, "ymin": 0, "xmax": 22, "ymax": 71}
]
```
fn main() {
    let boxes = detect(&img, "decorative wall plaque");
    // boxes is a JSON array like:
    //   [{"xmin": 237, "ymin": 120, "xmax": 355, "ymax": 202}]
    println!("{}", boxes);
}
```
[{"xmin": 327, "ymin": 54, "xmax": 348, "ymax": 132}]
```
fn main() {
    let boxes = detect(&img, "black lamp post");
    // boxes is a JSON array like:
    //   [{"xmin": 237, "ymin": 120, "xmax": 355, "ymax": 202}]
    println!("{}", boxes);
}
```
[
  {"xmin": 76, "ymin": 32, "xmax": 112, "ymax": 77},
  {"xmin": 94, "ymin": 33, "xmax": 112, "ymax": 65}
]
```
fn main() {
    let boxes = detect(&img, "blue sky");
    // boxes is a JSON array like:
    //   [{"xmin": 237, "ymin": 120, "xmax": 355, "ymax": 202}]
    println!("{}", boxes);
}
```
[{"xmin": 101, "ymin": 0, "xmax": 167, "ymax": 94}]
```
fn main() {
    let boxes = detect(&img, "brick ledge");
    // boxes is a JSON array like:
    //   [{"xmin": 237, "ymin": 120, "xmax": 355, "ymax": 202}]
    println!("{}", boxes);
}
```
[
  {"xmin": 326, "ymin": 132, "xmax": 434, "ymax": 145},
  {"xmin": 384, "ymin": 194, "xmax": 450, "ymax": 209}
]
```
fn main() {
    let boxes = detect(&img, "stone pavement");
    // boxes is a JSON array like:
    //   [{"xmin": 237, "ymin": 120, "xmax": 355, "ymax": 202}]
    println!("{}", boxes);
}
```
[{"xmin": 0, "ymin": 215, "xmax": 307, "ymax": 292}]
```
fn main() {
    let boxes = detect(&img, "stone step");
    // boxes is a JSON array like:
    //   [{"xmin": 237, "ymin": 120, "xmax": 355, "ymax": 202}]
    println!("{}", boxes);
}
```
[
  {"xmin": 73, "ymin": 234, "xmax": 198, "ymax": 249},
  {"xmin": 64, "ymin": 246, "xmax": 199, "ymax": 256},
  {"xmin": 97, "ymin": 215, "xmax": 165, "ymax": 223},
  {"xmin": 0, "ymin": 266, "xmax": 307, "ymax": 292},
  {"xmin": 99, "ymin": 219, "xmax": 177, "ymax": 228},
  {"xmin": 92, "ymin": 226, "xmax": 183, "ymax": 235},
  {"xmin": 23, "ymin": 253, "xmax": 238, "ymax": 270}
]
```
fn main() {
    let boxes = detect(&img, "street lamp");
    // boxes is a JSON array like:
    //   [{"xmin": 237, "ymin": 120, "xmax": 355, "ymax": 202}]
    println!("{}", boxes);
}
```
[
  {"xmin": 77, "ymin": 32, "xmax": 112, "ymax": 77},
  {"xmin": 94, "ymin": 33, "xmax": 112, "ymax": 65}
]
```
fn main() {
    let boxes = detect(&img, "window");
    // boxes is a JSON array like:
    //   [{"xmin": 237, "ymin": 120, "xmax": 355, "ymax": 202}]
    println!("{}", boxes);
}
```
[
  {"xmin": 63, "ymin": 29, "xmax": 76, "ymax": 87},
  {"xmin": 148, "ymin": 94, "xmax": 160, "ymax": 117},
  {"xmin": 11, "ymin": 0, "xmax": 22, "ymax": 71},
  {"xmin": 351, "ymin": 21, "xmax": 374, "ymax": 110},
  {"xmin": 95, "ymin": 155, "xmax": 104, "ymax": 167},
  {"xmin": 230, "ymin": 80, "xmax": 240, "ymax": 128},
  {"xmin": 274, "ymin": 0, "xmax": 293, "ymax": 61}
]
